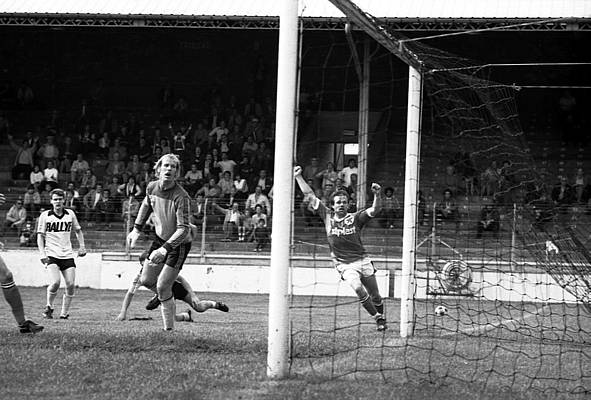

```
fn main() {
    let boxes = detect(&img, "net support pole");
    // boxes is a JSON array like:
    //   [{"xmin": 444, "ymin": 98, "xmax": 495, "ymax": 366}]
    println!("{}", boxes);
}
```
[
  {"xmin": 267, "ymin": 0, "xmax": 298, "ymax": 380},
  {"xmin": 357, "ymin": 39, "xmax": 370, "ymax": 207},
  {"xmin": 400, "ymin": 65, "xmax": 422, "ymax": 338}
]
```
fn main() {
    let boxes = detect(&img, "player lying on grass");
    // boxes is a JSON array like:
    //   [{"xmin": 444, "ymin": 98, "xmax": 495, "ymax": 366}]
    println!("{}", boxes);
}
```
[
  {"xmin": 115, "ymin": 251, "xmax": 229, "ymax": 321},
  {"xmin": 0, "ymin": 193, "xmax": 43, "ymax": 334},
  {"xmin": 294, "ymin": 165, "xmax": 387, "ymax": 331}
]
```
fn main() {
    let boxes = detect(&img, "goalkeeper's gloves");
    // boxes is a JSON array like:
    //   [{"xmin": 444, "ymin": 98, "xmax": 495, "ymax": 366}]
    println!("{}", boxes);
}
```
[
  {"xmin": 127, "ymin": 229, "xmax": 141, "ymax": 248},
  {"xmin": 149, "ymin": 247, "xmax": 168, "ymax": 264}
]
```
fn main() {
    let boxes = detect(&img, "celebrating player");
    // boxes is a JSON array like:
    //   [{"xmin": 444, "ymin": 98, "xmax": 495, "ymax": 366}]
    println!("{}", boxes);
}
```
[
  {"xmin": 126, "ymin": 153, "xmax": 195, "ymax": 331},
  {"xmin": 0, "ymin": 193, "xmax": 43, "ymax": 333},
  {"xmin": 115, "ymin": 251, "xmax": 228, "ymax": 321},
  {"xmin": 294, "ymin": 165, "xmax": 387, "ymax": 331},
  {"xmin": 37, "ymin": 188, "xmax": 86, "ymax": 319}
]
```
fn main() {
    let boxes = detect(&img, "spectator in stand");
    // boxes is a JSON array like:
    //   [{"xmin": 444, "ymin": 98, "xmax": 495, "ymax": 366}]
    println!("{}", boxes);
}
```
[
  {"xmin": 381, "ymin": 187, "xmax": 401, "ymax": 229},
  {"xmin": 303, "ymin": 157, "xmax": 321, "ymax": 191},
  {"xmin": 190, "ymin": 193, "xmax": 206, "ymax": 227},
  {"xmin": 170, "ymin": 124, "xmax": 188, "ymax": 158},
  {"xmin": 239, "ymin": 208, "xmax": 254, "ymax": 242},
  {"xmin": 339, "ymin": 158, "xmax": 358, "ymax": 188},
  {"xmin": 196, "ymin": 177, "xmax": 222, "ymax": 204},
  {"xmin": 217, "ymin": 133, "xmax": 234, "ymax": 159},
  {"xmin": 252, "ymin": 218, "xmax": 270, "ymax": 252},
  {"xmin": 191, "ymin": 122, "xmax": 209, "ymax": 149},
  {"xmin": 213, "ymin": 200, "xmax": 243, "ymax": 242},
  {"xmin": 573, "ymin": 167, "xmax": 587, "ymax": 204},
  {"xmin": 241, "ymin": 135, "xmax": 258, "ymax": 162},
  {"xmin": 36, "ymin": 135, "xmax": 59, "ymax": 170},
  {"xmin": 78, "ymin": 169, "xmax": 97, "ymax": 197},
  {"xmin": 125, "ymin": 154, "xmax": 142, "ymax": 179},
  {"xmin": 83, "ymin": 183, "xmax": 104, "ymax": 223},
  {"xmin": 106, "ymin": 176, "xmax": 122, "ymax": 214},
  {"xmin": 217, "ymin": 152, "xmax": 238, "ymax": 179},
  {"xmin": 23, "ymin": 185, "xmax": 41, "ymax": 217},
  {"xmin": 187, "ymin": 146, "xmax": 204, "ymax": 172},
  {"xmin": 96, "ymin": 132, "xmax": 111, "ymax": 159},
  {"xmin": 183, "ymin": 163, "xmax": 203, "ymax": 197},
  {"xmin": 251, "ymin": 204, "xmax": 268, "ymax": 230},
  {"xmin": 30, "ymin": 165, "xmax": 44, "ymax": 190},
  {"xmin": 59, "ymin": 136, "xmax": 78, "ymax": 176},
  {"xmin": 442, "ymin": 164, "xmax": 461, "ymax": 196},
  {"xmin": 315, "ymin": 161, "xmax": 339, "ymax": 191},
  {"xmin": 218, "ymin": 171, "xmax": 234, "ymax": 201},
  {"xmin": 253, "ymin": 141, "xmax": 273, "ymax": 173},
  {"xmin": 137, "ymin": 137, "xmax": 152, "ymax": 164},
  {"xmin": 551, "ymin": 176, "xmax": 574, "ymax": 214},
  {"xmin": 245, "ymin": 185, "xmax": 271, "ymax": 216},
  {"xmin": 121, "ymin": 195, "xmax": 140, "ymax": 225},
  {"xmin": 251, "ymin": 169, "xmax": 273, "ymax": 196},
  {"xmin": 8, "ymin": 135, "xmax": 35, "ymax": 180},
  {"xmin": 70, "ymin": 153, "xmax": 90, "ymax": 185},
  {"xmin": 208, "ymin": 120, "xmax": 227, "ymax": 143},
  {"xmin": 202, "ymin": 153, "xmax": 221, "ymax": 182},
  {"xmin": 244, "ymin": 116, "xmax": 264, "ymax": 142},
  {"xmin": 2, "ymin": 198, "xmax": 26, "ymax": 236},
  {"xmin": 233, "ymin": 172, "xmax": 249, "ymax": 203},
  {"xmin": 95, "ymin": 188, "xmax": 115, "ymax": 225},
  {"xmin": 78, "ymin": 127, "xmax": 97, "ymax": 158},
  {"xmin": 106, "ymin": 151, "xmax": 126, "ymax": 181},
  {"xmin": 108, "ymin": 137, "xmax": 127, "ymax": 162},
  {"xmin": 42, "ymin": 160, "xmax": 59, "ymax": 190},
  {"xmin": 118, "ymin": 175, "xmax": 143, "ymax": 199},
  {"xmin": 476, "ymin": 200, "xmax": 500, "ymax": 239},
  {"xmin": 39, "ymin": 183, "xmax": 52, "ymax": 210},
  {"xmin": 237, "ymin": 154, "xmax": 255, "ymax": 183},
  {"xmin": 64, "ymin": 182, "xmax": 81, "ymax": 212},
  {"xmin": 436, "ymin": 188, "xmax": 460, "ymax": 227},
  {"xmin": 460, "ymin": 152, "xmax": 477, "ymax": 196},
  {"xmin": 334, "ymin": 178, "xmax": 352, "ymax": 197},
  {"xmin": 137, "ymin": 162, "xmax": 153, "ymax": 190},
  {"xmin": 480, "ymin": 161, "xmax": 500, "ymax": 197}
]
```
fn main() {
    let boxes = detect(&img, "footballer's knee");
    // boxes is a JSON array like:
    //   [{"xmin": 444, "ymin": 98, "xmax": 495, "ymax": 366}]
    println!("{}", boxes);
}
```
[
  {"xmin": 64, "ymin": 283, "xmax": 75, "ymax": 295},
  {"xmin": 47, "ymin": 282, "xmax": 60, "ymax": 292},
  {"xmin": 156, "ymin": 282, "xmax": 173, "ymax": 300},
  {"xmin": 0, "ymin": 270, "xmax": 13, "ymax": 284}
]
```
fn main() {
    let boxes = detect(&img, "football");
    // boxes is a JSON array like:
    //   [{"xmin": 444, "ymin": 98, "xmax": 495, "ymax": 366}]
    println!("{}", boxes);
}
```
[{"xmin": 434, "ymin": 305, "xmax": 448, "ymax": 316}]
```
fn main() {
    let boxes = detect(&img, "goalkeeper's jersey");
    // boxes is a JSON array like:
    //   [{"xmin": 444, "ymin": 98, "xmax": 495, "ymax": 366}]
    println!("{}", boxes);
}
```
[
  {"xmin": 37, "ymin": 208, "xmax": 80, "ymax": 259},
  {"xmin": 310, "ymin": 197, "xmax": 371, "ymax": 264}
]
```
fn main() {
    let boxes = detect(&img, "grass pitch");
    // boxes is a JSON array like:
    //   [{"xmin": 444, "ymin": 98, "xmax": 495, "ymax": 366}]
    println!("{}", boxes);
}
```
[{"xmin": 0, "ymin": 287, "xmax": 589, "ymax": 400}]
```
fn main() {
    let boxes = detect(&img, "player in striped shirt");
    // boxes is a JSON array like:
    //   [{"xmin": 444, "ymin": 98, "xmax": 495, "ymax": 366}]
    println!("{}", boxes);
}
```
[
  {"xmin": 37, "ymin": 188, "xmax": 86, "ymax": 319},
  {"xmin": 294, "ymin": 165, "xmax": 387, "ymax": 331},
  {"xmin": 0, "ymin": 193, "xmax": 43, "ymax": 333},
  {"xmin": 126, "ymin": 153, "xmax": 194, "ymax": 331}
]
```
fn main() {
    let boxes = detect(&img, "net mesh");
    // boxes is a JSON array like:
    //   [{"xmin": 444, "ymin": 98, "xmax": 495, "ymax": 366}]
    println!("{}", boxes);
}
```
[{"xmin": 289, "ymin": 17, "xmax": 591, "ymax": 397}]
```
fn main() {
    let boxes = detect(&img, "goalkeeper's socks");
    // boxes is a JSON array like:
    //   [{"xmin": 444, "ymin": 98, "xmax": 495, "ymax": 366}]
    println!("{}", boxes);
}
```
[
  {"xmin": 160, "ymin": 296, "xmax": 175, "ymax": 331},
  {"xmin": 2, "ymin": 279, "xmax": 25, "ymax": 326},
  {"xmin": 374, "ymin": 301, "xmax": 384, "ymax": 315},
  {"xmin": 360, "ymin": 294, "xmax": 377, "ymax": 316}
]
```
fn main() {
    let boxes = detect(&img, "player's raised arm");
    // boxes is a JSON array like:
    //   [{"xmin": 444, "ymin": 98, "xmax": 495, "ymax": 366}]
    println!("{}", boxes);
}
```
[
  {"xmin": 365, "ymin": 183, "xmax": 382, "ymax": 217},
  {"xmin": 294, "ymin": 165, "xmax": 315, "ymax": 198}
]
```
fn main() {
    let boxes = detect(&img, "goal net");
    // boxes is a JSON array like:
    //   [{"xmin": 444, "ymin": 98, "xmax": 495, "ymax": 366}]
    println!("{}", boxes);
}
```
[{"xmin": 288, "ymin": 4, "xmax": 591, "ymax": 396}]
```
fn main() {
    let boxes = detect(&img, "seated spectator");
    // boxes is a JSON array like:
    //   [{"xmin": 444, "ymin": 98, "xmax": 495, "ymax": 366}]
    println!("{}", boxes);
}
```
[
  {"xmin": 64, "ymin": 182, "xmax": 81, "ymax": 211},
  {"xmin": 106, "ymin": 151, "xmax": 126, "ymax": 180},
  {"xmin": 381, "ymin": 187, "xmax": 401, "ymax": 229},
  {"xmin": 70, "ymin": 153, "xmax": 90, "ymax": 185},
  {"xmin": 253, "ymin": 141, "xmax": 273, "ymax": 173},
  {"xmin": 118, "ymin": 176, "xmax": 143, "ymax": 199},
  {"xmin": 96, "ymin": 131, "xmax": 111, "ymax": 158},
  {"xmin": 237, "ymin": 154, "xmax": 255, "ymax": 183},
  {"xmin": 212, "ymin": 200, "xmax": 243, "ymax": 242},
  {"xmin": 196, "ymin": 177, "xmax": 222, "ymax": 203},
  {"xmin": 108, "ymin": 137, "xmax": 127, "ymax": 162},
  {"xmin": 245, "ymin": 186, "xmax": 271, "ymax": 216},
  {"xmin": 252, "ymin": 218, "xmax": 270, "ymax": 252},
  {"xmin": 126, "ymin": 154, "xmax": 142, "ymax": 178},
  {"xmin": 121, "ymin": 195, "xmax": 140, "ymax": 224},
  {"xmin": 216, "ymin": 152, "xmax": 238, "ymax": 179},
  {"xmin": 30, "ymin": 164, "xmax": 44, "ymax": 190},
  {"xmin": 442, "ymin": 164, "xmax": 461, "ymax": 196},
  {"xmin": 39, "ymin": 183, "xmax": 52, "ymax": 210},
  {"xmin": 436, "ymin": 188, "xmax": 459, "ymax": 225},
  {"xmin": 251, "ymin": 169, "xmax": 273, "ymax": 196},
  {"xmin": 233, "ymin": 172, "xmax": 249, "ymax": 203},
  {"xmin": 251, "ymin": 204, "xmax": 268, "ymax": 230},
  {"xmin": 95, "ymin": 188, "xmax": 115, "ymax": 224},
  {"xmin": 339, "ymin": 158, "xmax": 358, "ymax": 188},
  {"xmin": 42, "ymin": 160, "xmax": 59, "ymax": 190},
  {"xmin": 2, "ymin": 198, "xmax": 27, "ymax": 236},
  {"xmin": 202, "ymin": 153, "xmax": 221, "ymax": 182},
  {"xmin": 551, "ymin": 176, "xmax": 574, "ymax": 214},
  {"xmin": 218, "ymin": 171, "xmax": 235, "ymax": 201},
  {"xmin": 23, "ymin": 185, "xmax": 41, "ymax": 217},
  {"xmin": 183, "ymin": 163, "xmax": 204, "ymax": 197},
  {"xmin": 241, "ymin": 135, "xmax": 258, "ymax": 161},
  {"xmin": 78, "ymin": 169, "xmax": 97, "ymax": 197},
  {"xmin": 480, "ymin": 161, "xmax": 499, "ymax": 197},
  {"xmin": 476, "ymin": 200, "xmax": 500, "ymax": 238},
  {"xmin": 190, "ymin": 193, "xmax": 206, "ymax": 227},
  {"xmin": 8, "ymin": 134, "xmax": 34, "ymax": 180},
  {"xmin": 36, "ymin": 135, "xmax": 59, "ymax": 169},
  {"xmin": 217, "ymin": 134, "xmax": 235, "ymax": 159},
  {"xmin": 137, "ymin": 137, "xmax": 152, "ymax": 164}
]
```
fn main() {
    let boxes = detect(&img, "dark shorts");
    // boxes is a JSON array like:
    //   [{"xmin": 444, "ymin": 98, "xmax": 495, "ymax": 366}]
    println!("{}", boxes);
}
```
[
  {"xmin": 47, "ymin": 257, "xmax": 76, "ymax": 272},
  {"xmin": 147, "ymin": 237, "xmax": 191, "ymax": 271}
]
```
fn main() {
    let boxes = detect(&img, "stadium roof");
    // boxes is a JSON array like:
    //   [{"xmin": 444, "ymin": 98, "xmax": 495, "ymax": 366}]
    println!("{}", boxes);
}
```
[{"xmin": 0, "ymin": 0, "xmax": 590, "ymax": 31}]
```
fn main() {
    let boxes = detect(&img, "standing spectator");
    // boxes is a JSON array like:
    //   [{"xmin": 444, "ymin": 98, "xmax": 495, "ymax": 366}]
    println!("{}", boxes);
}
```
[
  {"xmin": 42, "ymin": 160, "xmax": 59, "ymax": 190},
  {"xmin": 2, "ymin": 198, "xmax": 27, "ymax": 236},
  {"xmin": 245, "ymin": 186, "xmax": 271, "ymax": 216},
  {"xmin": 213, "ymin": 201, "xmax": 243, "ymax": 242},
  {"xmin": 83, "ymin": 183, "xmax": 104, "ymax": 223},
  {"xmin": 252, "ymin": 218, "xmax": 270, "ymax": 252},
  {"xmin": 106, "ymin": 151, "xmax": 126, "ymax": 180},
  {"xmin": 183, "ymin": 163, "xmax": 203, "ymax": 197},
  {"xmin": 30, "ymin": 165, "xmax": 44, "ymax": 190},
  {"xmin": 8, "ymin": 135, "xmax": 35, "ymax": 180},
  {"xmin": 339, "ymin": 158, "xmax": 358, "ymax": 188},
  {"xmin": 233, "ymin": 172, "xmax": 249, "ymax": 203},
  {"xmin": 315, "ymin": 161, "xmax": 339, "ymax": 190},
  {"xmin": 23, "ymin": 185, "xmax": 41, "ymax": 217},
  {"xmin": 216, "ymin": 152, "xmax": 238, "ymax": 179},
  {"xmin": 436, "ymin": 189, "xmax": 460, "ymax": 226},
  {"xmin": 78, "ymin": 169, "xmax": 97, "ymax": 197},
  {"xmin": 476, "ymin": 201, "xmax": 500, "ymax": 239},
  {"xmin": 251, "ymin": 169, "xmax": 273, "ymax": 196},
  {"xmin": 381, "ymin": 187, "xmax": 401, "ymax": 229},
  {"xmin": 95, "ymin": 188, "xmax": 115, "ymax": 225}
]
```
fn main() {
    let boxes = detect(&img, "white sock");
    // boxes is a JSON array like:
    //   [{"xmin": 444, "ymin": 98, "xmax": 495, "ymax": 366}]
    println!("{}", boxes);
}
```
[
  {"xmin": 61, "ymin": 294, "xmax": 74, "ymax": 316},
  {"xmin": 47, "ymin": 289, "xmax": 58, "ymax": 308},
  {"xmin": 161, "ymin": 297, "xmax": 175, "ymax": 330}
]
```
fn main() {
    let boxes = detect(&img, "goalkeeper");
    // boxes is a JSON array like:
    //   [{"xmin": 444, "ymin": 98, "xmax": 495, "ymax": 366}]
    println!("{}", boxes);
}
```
[{"xmin": 294, "ymin": 166, "xmax": 387, "ymax": 331}]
